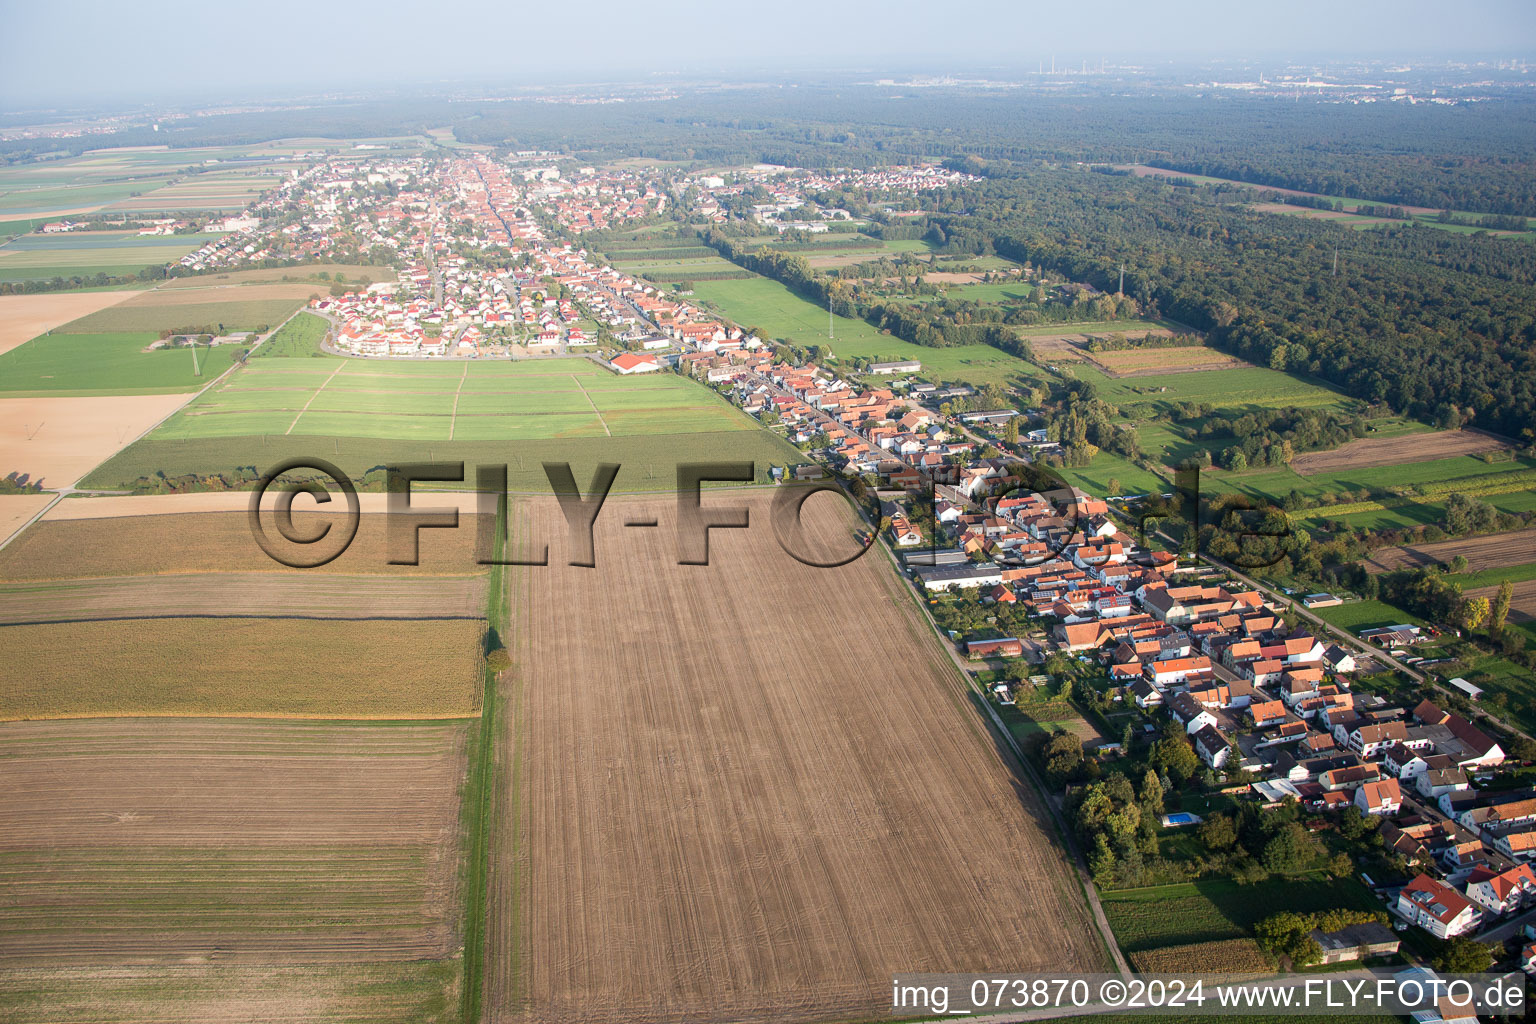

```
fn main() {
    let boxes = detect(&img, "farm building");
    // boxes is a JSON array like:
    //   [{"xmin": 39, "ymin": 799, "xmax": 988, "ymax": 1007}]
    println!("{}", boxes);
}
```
[
  {"xmin": 610, "ymin": 352, "xmax": 659, "ymax": 374},
  {"xmin": 1308, "ymin": 923, "xmax": 1400, "ymax": 964},
  {"xmin": 966, "ymin": 638, "xmax": 1024, "ymax": 660},
  {"xmin": 917, "ymin": 564, "xmax": 1004, "ymax": 592},
  {"xmin": 1448, "ymin": 677, "xmax": 1484, "ymax": 701}
]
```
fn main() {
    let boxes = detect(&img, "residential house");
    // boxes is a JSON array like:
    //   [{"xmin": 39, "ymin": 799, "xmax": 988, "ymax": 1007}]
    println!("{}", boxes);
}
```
[
  {"xmin": 1355, "ymin": 778, "xmax": 1403, "ymax": 816},
  {"xmin": 1396, "ymin": 874, "xmax": 1481, "ymax": 938},
  {"xmin": 1463, "ymin": 863, "xmax": 1536, "ymax": 917}
]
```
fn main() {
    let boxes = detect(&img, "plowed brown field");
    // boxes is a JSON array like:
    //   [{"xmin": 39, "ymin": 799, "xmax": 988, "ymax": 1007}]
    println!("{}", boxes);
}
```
[
  {"xmin": 0, "ymin": 510, "xmax": 488, "ymax": 580},
  {"xmin": 0, "ymin": 572, "xmax": 487, "ymax": 624},
  {"xmin": 1291, "ymin": 428, "xmax": 1511, "ymax": 475},
  {"xmin": 1364, "ymin": 528, "xmax": 1536, "ymax": 574},
  {"xmin": 490, "ymin": 491, "xmax": 1106, "ymax": 1024},
  {"xmin": 0, "ymin": 718, "xmax": 468, "ymax": 1022},
  {"xmin": 1466, "ymin": 579, "xmax": 1536, "ymax": 624}
]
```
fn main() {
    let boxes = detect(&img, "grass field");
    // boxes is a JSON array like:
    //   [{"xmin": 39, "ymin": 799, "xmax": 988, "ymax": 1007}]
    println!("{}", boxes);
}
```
[
  {"xmin": 0, "ymin": 331, "xmax": 239, "ymax": 394},
  {"xmin": 1071, "ymin": 362, "xmax": 1355, "ymax": 413},
  {"xmin": 1310, "ymin": 599, "xmax": 1426, "ymax": 634},
  {"xmin": 143, "ymin": 356, "xmax": 762, "ymax": 446},
  {"xmin": 0, "ymin": 717, "xmax": 469, "ymax": 1023},
  {"xmin": 82, "ymin": 428, "xmax": 807, "ymax": 494},
  {"xmin": 1215, "ymin": 453, "xmax": 1536, "ymax": 505},
  {"xmin": 1100, "ymin": 875, "xmax": 1378, "ymax": 953},
  {"xmin": 254, "ymin": 310, "xmax": 330, "ymax": 357},
  {"xmin": 56, "ymin": 294, "xmax": 306, "ymax": 335},
  {"xmin": 688, "ymin": 275, "xmax": 1046, "ymax": 386}
]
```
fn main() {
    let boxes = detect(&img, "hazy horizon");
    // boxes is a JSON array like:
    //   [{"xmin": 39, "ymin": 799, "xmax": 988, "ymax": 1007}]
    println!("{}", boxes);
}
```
[{"xmin": 4, "ymin": 0, "xmax": 1535, "ymax": 109}]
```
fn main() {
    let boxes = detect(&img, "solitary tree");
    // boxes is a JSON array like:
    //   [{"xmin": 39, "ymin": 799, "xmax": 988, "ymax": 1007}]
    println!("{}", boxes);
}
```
[{"xmin": 1491, "ymin": 580, "xmax": 1514, "ymax": 632}]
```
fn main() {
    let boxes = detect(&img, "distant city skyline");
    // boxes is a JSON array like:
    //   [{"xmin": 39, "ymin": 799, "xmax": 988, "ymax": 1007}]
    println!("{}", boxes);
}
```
[{"xmin": 3, "ymin": 0, "xmax": 1535, "ymax": 107}]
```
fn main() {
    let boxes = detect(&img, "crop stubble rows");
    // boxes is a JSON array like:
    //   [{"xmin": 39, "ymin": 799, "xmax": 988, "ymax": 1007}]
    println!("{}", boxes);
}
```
[{"xmin": 491, "ymin": 491, "xmax": 1106, "ymax": 1024}]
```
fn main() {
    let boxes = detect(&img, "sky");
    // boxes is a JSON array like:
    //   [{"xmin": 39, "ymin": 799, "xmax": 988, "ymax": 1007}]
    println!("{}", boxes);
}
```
[{"xmin": 3, "ymin": 0, "xmax": 1535, "ymax": 107}]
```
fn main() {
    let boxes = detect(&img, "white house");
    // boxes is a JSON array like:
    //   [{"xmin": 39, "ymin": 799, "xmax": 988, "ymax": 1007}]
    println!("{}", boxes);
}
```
[
  {"xmin": 1355, "ymin": 778, "xmax": 1402, "ymax": 816},
  {"xmin": 1396, "ymin": 874, "xmax": 1481, "ymax": 938},
  {"xmin": 1463, "ymin": 863, "xmax": 1536, "ymax": 917}
]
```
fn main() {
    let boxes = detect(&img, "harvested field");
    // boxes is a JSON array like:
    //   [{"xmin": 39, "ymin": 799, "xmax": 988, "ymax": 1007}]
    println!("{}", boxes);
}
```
[
  {"xmin": 0, "ymin": 717, "xmax": 468, "ymax": 1022},
  {"xmin": 160, "ymin": 265, "xmax": 396, "ymax": 289},
  {"xmin": 1292, "ymin": 428, "xmax": 1512, "ymax": 475},
  {"xmin": 0, "ymin": 290, "xmax": 138, "ymax": 355},
  {"xmin": 55, "ymin": 295, "xmax": 306, "ymax": 334},
  {"xmin": 0, "ymin": 511, "xmax": 489, "ymax": 580},
  {"xmin": 1466, "ymin": 579, "xmax": 1536, "ymax": 623},
  {"xmin": 0, "ymin": 493, "xmax": 53, "ymax": 545},
  {"xmin": 494, "ymin": 490, "xmax": 1107, "ymax": 1024},
  {"xmin": 1028, "ymin": 334, "xmax": 1089, "ymax": 361},
  {"xmin": 0, "ymin": 393, "xmax": 193, "ymax": 486},
  {"xmin": 103, "ymin": 282, "xmax": 325, "ymax": 307},
  {"xmin": 43, "ymin": 490, "xmax": 486, "ymax": 520},
  {"xmin": 1363, "ymin": 528, "xmax": 1536, "ymax": 575},
  {"xmin": 1, "ymin": 616, "xmax": 485, "ymax": 718},
  {"xmin": 0, "ymin": 572, "xmax": 487, "ymax": 625},
  {"xmin": 1090, "ymin": 345, "xmax": 1243, "ymax": 376}
]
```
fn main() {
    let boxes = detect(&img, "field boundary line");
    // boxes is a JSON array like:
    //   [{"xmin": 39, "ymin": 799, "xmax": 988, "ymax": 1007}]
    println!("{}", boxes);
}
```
[
  {"xmin": 284, "ymin": 358, "xmax": 348, "ymax": 435},
  {"xmin": 448, "ymin": 360, "xmax": 468, "ymax": 441},
  {"xmin": 570, "ymin": 373, "xmax": 612, "ymax": 436}
]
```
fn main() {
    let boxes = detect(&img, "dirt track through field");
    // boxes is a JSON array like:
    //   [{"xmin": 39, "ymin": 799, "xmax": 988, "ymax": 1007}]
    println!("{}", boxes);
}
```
[
  {"xmin": 0, "ymin": 572, "xmax": 486, "ymax": 624},
  {"xmin": 1364, "ymin": 528, "xmax": 1536, "ymax": 574},
  {"xmin": 493, "ymin": 490, "xmax": 1106, "ymax": 1024},
  {"xmin": 1291, "ymin": 427, "xmax": 1511, "ymax": 476}
]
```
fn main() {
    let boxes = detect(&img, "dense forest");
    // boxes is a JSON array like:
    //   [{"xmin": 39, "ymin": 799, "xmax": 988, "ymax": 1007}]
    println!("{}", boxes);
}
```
[
  {"xmin": 884, "ymin": 164, "xmax": 1536, "ymax": 439},
  {"xmin": 12, "ymin": 89, "xmax": 1536, "ymax": 214}
]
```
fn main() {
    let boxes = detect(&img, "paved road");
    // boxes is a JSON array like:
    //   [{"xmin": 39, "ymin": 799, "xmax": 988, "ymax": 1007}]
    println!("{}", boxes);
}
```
[{"xmin": 1475, "ymin": 902, "xmax": 1536, "ymax": 943}]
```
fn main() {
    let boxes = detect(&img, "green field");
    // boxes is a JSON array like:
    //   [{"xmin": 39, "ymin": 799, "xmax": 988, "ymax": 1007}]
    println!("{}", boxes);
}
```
[
  {"xmin": 154, "ymin": 357, "xmax": 757, "ymax": 442},
  {"xmin": 1310, "ymin": 599, "xmax": 1426, "ymax": 634},
  {"xmin": 1070, "ymin": 362, "xmax": 1354, "ymax": 413},
  {"xmin": 1100, "ymin": 875, "xmax": 1379, "ymax": 953},
  {"xmin": 0, "ymin": 332, "xmax": 238, "ymax": 395},
  {"xmin": 253, "ymin": 311, "xmax": 330, "ymax": 358},
  {"xmin": 57, "ymin": 296, "xmax": 306, "ymax": 335},
  {"xmin": 688, "ymin": 275, "xmax": 1046, "ymax": 386},
  {"xmin": 81, "ymin": 428, "xmax": 807, "ymax": 493},
  {"xmin": 80, "ymin": 355, "xmax": 808, "ymax": 490},
  {"xmin": 1213, "ymin": 454, "xmax": 1536, "ymax": 506}
]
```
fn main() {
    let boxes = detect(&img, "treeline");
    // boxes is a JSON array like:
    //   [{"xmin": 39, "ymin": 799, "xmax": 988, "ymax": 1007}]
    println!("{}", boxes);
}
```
[
  {"xmin": 923, "ymin": 161, "xmax": 1536, "ymax": 439},
  {"xmin": 1437, "ymin": 210, "xmax": 1530, "ymax": 232},
  {"xmin": 1353, "ymin": 204, "xmax": 1412, "ymax": 220}
]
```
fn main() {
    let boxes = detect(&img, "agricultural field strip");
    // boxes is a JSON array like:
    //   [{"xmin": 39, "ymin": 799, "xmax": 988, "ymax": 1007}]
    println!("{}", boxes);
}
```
[
  {"xmin": 0, "ymin": 718, "xmax": 468, "ymax": 964},
  {"xmin": 1290, "ymin": 427, "xmax": 1512, "ymax": 475},
  {"xmin": 1364, "ymin": 528, "xmax": 1536, "ymax": 574},
  {"xmin": 0, "ymin": 573, "xmax": 488, "ymax": 625},
  {"xmin": 448, "ymin": 360, "xmax": 468, "ymax": 440}
]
